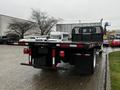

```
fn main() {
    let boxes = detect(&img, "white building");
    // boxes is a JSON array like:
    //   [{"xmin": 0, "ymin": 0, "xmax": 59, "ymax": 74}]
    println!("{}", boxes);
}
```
[
  {"xmin": 0, "ymin": 14, "xmax": 30, "ymax": 36},
  {"xmin": 0, "ymin": 14, "xmax": 40, "ymax": 37}
]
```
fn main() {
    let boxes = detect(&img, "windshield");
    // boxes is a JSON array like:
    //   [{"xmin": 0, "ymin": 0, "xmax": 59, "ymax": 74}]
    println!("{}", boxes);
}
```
[
  {"xmin": 72, "ymin": 26, "xmax": 102, "ymax": 34},
  {"xmin": 63, "ymin": 34, "xmax": 69, "ymax": 38},
  {"xmin": 50, "ymin": 35, "xmax": 61, "ymax": 39}
]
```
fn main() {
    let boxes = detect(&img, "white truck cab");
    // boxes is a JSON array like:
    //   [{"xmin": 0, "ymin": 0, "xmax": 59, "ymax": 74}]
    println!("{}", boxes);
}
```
[{"xmin": 48, "ymin": 31, "xmax": 70, "ymax": 42}]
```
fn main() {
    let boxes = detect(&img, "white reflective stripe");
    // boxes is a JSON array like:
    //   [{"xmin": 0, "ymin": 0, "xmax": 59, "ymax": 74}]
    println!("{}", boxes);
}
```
[
  {"xmin": 56, "ymin": 44, "xmax": 60, "ymax": 46},
  {"xmin": 75, "ymin": 53, "xmax": 82, "ymax": 56},
  {"xmin": 25, "ymin": 43, "xmax": 28, "ymax": 45},
  {"xmin": 28, "ymin": 54, "xmax": 32, "ymax": 65},
  {"xmin": 69, "ymin": 44, "xmax": 77, "ymax": 47},
  {"xmin": 84, "ymin": 54, "xmax": 91, "ymax": 56},
  {"xmin": 75, "ymin": 53, "xmax": 91, "ymax": 56},
  {"xmin": 52, "ymin": 57, "xmax": 55, "ymax": 65},
  {"xmin": 96, "ymin": 52, "xmax": 99, "ymax": 55}
]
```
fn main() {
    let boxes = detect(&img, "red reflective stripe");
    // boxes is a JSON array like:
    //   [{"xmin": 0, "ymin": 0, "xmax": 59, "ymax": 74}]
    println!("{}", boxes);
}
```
[
  {"xmin": 60, "ymin": 44, "xmax": 69, "ymax": 48},
  {"xmin": 52, "ymin": 49, "xmax": 55, "ymax": 57},
  {"xmin": 77, "ymin": 44, "xmax": 84, "ymax": 48},
  {"xmin": 52, "ymin": 49, "xmax": 56, "ymax": 67},
  {"xmin": 29, "ymin": 49, "xmax": 31, "ymax": 55},
  {"xmin": 29, "ymin": 61, "xmax": 32, "ymax": 65},
  {"xmin": 59, "ymin": 44, "xmax": 84, "ymax": 48}
]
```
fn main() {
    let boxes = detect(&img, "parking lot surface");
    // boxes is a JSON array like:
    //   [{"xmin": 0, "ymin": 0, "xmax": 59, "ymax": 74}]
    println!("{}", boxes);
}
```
[{"xmin": 0, "ymin": 45, "xmax": 108, "ymax": 90}]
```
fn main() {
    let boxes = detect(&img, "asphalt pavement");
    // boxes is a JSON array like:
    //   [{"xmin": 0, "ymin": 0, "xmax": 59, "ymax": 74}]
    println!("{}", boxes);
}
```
[{"xmin": 0, "ymin": 45, "xmax": 117, "ymax": 90}]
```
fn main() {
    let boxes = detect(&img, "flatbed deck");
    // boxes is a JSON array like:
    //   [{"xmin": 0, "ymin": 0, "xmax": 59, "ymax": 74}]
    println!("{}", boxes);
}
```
[{"xmin": 23, "ymin": 41, "xmax": 102, "ymax": 50}]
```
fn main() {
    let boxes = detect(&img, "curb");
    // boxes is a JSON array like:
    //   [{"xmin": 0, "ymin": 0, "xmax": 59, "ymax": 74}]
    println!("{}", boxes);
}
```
[{"xmin": 105, "ymin": 53, "xmax": 111, "ymax": 90}]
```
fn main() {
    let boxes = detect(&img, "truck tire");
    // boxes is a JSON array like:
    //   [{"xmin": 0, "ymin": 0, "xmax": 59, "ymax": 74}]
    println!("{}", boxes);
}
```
[
  {"xmin": 90, "ymin": 53, "xmax": 96, "ymax": 74},
  {"xmin": 99, "ymin": 51, "xmax": 102, "ymax": 56}
]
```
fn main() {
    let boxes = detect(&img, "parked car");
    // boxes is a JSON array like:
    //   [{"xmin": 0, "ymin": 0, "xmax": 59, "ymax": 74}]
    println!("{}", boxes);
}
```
[
  {"xmin": 0, "ymin": 36, "xmax": 9, "ymax": 44},
  {"xmin": 110, "ymin": 36, "xmax": 120, "ymax": 47},
  {"xmin": 0, "ymin": 35, "xmax": 18, "ymax": 45}
]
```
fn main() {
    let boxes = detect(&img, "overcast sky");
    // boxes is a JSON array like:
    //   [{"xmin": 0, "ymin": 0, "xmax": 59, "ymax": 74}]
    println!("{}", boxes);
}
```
[{"xmin": 0, "ymin": 0, "xmax": 120, "ymax": 29}]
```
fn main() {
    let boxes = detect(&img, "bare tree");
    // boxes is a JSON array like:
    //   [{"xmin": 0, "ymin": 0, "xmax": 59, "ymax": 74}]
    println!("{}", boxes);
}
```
[
  {"xmin": 8, "ymin": 21, "xmax": 34, "ymax": 39},
  {"xmin": 31, "ymin": 9, "xmax": 59, "ymax": 35}
]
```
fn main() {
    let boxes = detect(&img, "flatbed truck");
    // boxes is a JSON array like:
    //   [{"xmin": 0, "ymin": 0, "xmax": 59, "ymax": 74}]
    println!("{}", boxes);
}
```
[{"xmin": 21, "ymin": 22, "xmax": 104, "ymax": 74}]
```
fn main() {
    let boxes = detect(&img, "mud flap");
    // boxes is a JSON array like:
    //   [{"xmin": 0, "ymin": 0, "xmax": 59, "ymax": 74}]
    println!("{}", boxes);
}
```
[{"xmin": 74, "ymin": 50, "xmax": 95, "ymax": 74}]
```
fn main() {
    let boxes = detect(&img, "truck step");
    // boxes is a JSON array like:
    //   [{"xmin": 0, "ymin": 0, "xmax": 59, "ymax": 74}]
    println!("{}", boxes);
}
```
[
  {"xmin": 21, "ymin": 63, "xmax": 68, "ymax": 70},
  {"xmin": 35, "ymin": 66, "xmax": 68, "ymax": 70},
  {"xmin": 21, "ymin": 63, "xmax": 32, "ymax": 66}
]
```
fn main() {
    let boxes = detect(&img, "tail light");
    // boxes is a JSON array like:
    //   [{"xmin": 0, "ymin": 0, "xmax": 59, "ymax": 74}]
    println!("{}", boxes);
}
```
[
  {"xmin": 24, "ymin": 48, "xmax": 31, "ymax": 55},
  {"xmin": 59, "ymin": 51, "xmax": 65, "ymax": 58}
]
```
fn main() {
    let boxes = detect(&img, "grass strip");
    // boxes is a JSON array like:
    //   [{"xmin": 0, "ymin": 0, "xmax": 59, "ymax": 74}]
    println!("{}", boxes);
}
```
[{"xmin": 109, "ymin": 51, "xmax": 120, "ymax": 90}]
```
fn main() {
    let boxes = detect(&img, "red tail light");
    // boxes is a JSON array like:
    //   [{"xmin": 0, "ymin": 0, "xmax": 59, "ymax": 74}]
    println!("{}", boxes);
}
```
[
  {"xmin": 24, "ymin": 48, "xmax": 31, "ymax": 55},
  {"xmin": 60, "ymin": 51, "xmax": 65, "ymax": 58}
]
